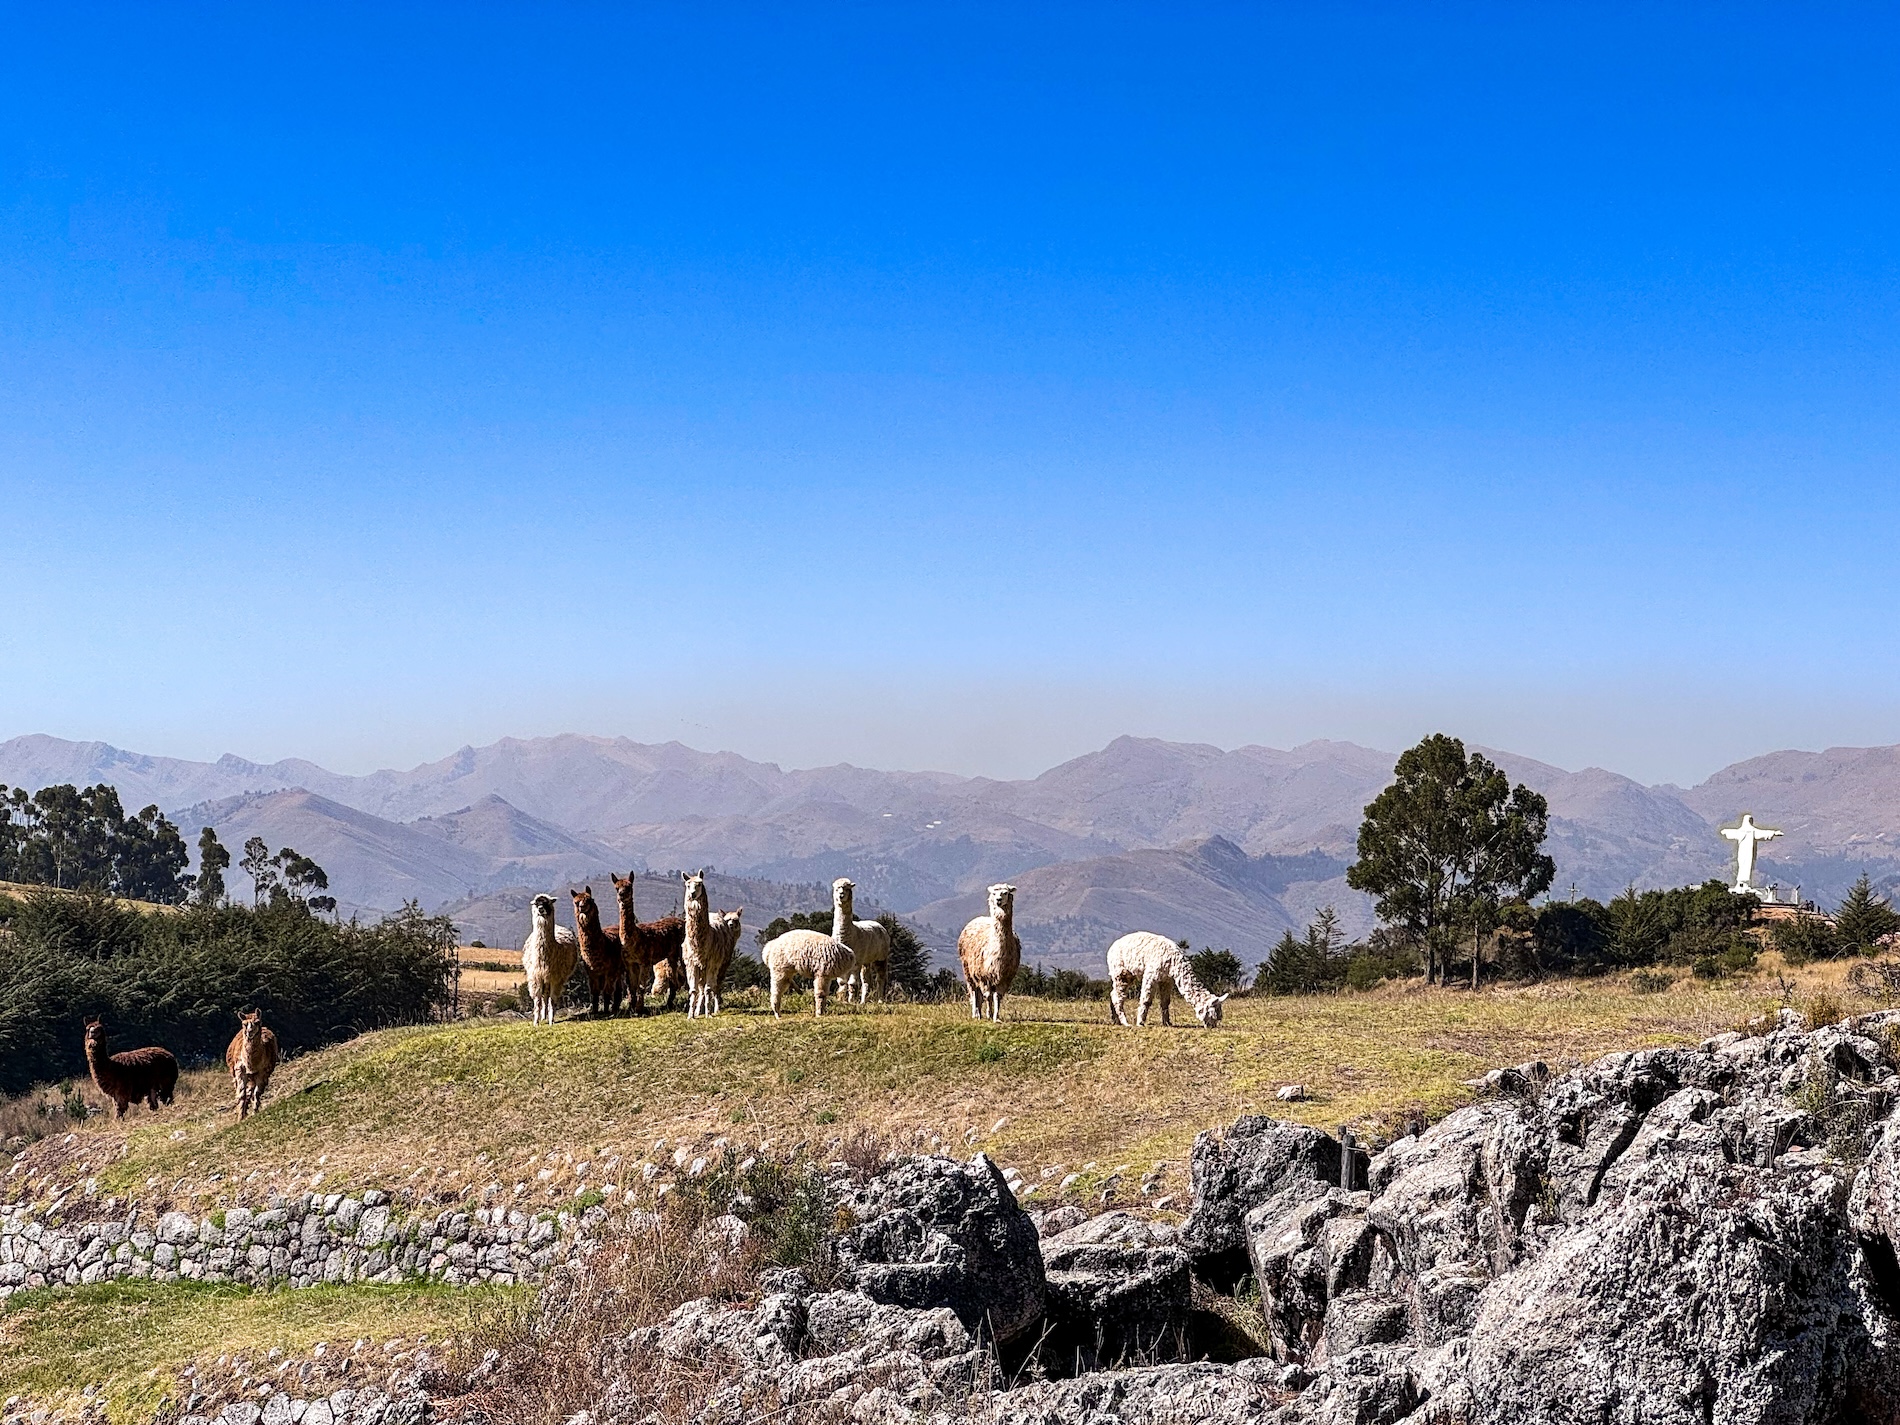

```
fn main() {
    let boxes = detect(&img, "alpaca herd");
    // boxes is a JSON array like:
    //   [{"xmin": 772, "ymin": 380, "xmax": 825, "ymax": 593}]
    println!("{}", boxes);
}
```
[
  {"xmin": 522, "ymin": 871, "xmax": 1229, "ymax": 1033},
  {"xmin": 64, "ymin": 872, "xmax": 1230, "ymax": 1131}
]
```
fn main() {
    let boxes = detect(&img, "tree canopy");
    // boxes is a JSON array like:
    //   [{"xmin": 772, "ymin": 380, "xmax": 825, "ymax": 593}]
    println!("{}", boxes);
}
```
[
  {"xmin": 1346, "ymin": 734, "xmax": 1555, "ymax": 984},
  {"xmin": 0, "ymin": 783, "xmax": 191, "ymax": 903}
]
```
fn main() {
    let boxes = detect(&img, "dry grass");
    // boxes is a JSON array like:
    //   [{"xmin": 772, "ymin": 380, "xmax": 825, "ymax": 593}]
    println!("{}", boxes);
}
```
[{"xmin": 6, "ymin": 962, "xmax": 1854, "ymax": 1217}]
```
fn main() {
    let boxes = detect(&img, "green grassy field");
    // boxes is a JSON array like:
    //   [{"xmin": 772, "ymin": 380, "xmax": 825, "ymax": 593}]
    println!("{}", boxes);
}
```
[
  {"xmin": 0, "ymin": 967, "xmax": 1847, "ymax": 1422},
  {"xmin": 0, "ymin": 1279, "xmax": 508, "ymax": 1423}
]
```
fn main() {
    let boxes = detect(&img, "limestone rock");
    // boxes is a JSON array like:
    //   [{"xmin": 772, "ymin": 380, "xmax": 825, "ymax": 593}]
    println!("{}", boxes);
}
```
[
  {"xmin": 1039, "ymin": 1210, "xmax": 1191, "ymax": 1369},
  {"xmin": 834, "ymin": 1153, "xmax": 1047, "ymax": 1347}
]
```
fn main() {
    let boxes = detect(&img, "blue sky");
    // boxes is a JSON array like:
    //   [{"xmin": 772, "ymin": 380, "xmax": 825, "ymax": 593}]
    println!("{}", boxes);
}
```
[{"xmin": 3, "ymin": 4, "xmax": 1898, "ymax": 784}]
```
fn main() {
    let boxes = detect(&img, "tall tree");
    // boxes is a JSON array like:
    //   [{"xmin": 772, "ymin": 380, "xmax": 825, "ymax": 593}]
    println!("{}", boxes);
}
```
[
  {"xmin": 195, "ymin": 827, "xmax": 231, "ymax": 908},
  {"xmin": 110, "ymin": 804, "xmax": 191, "ymax": 904},
  {"xmin": 273, "ymin": 848, "xmax": 331, "ymax": 912},
  {"xmin": 1347, "ymin": 733, "xmax": 1554, "ymax": 985},
  {"xmin": 1836, "ymin": 872, "xmax": 1900, "ymax": 953},
  {"xmin": 241, "ymin": 836, "xmax": 277, "ymax": 907}
]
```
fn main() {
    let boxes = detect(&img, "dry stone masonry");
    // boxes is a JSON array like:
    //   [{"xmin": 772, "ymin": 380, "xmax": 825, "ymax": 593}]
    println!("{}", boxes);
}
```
[{"xmin": 0, "ymin": 1189, "xmax": 606, "ymax": 1297}]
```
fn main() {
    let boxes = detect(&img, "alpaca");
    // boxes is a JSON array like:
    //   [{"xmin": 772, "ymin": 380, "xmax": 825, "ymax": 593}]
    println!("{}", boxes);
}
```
[
  {"xmin": 959, "ymin": 883, "xmax": 1021, "ymax": 1022},
  {"xmin": 607, "ymin": 872, "xmax": 686, "ymax": 1014},
  {"xmin": 761, "ymin": 928, "xmax": 855, "ymax": 1019},
  {"xmin": 571, "ymin": 886, "xmax": 627, "ymax": 1017},
  {"xmin": 680, "ymin": 871, "xmax": 733, "ymax": 1018},
  {"xmin": 522, "ymin": 893, "xmax": 579, "ymax": 1025},
  {"xmin": 709, "ymin": 908, "xmax": 744, "ymax": 1007},
  {"xmin": 832, "ymin": 878, "xmax": 891, "ymax": 1004},
  {"xmin": 1106, "ymin": 932, "xmax": 1229, "ymax": 1028},
  {"xmin": 224, "ymin": 1009, "xmax": 279, "ymax": 1119},
  {"xmin": 83, "ymin": 1017, "xmax": 178, "ymax": 1119}
]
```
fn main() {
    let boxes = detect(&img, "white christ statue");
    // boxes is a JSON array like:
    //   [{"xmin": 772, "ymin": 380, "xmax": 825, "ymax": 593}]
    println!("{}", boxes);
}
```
[{"xmin": 1721, "ymin": 813, "xmax": 1782, "ymax": 892}]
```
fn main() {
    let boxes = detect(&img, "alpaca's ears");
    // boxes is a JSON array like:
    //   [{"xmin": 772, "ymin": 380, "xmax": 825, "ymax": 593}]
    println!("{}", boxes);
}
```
[{"xmin": 1215, "ymin": 993, "xmax": 1231, "ymax": 1004}]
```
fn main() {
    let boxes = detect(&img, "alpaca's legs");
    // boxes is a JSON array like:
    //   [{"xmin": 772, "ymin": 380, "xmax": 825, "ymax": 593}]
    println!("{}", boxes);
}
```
[
  {"xmin": 1137, "ymin": 972, "xmax": 1158, "ymax": 1027},
  {"xmin": 988, "ymin": 989, "xmax": 1002, "ymax": 1021},
  {"xmin": 814, "ymin": 978, "xmax": 827, "ymax": 1018},
  {"xmin": 1110, "ymin": 978, "xmax": 1128, "ymax": 1027},
  {"xmin": 1160, "ymin": 982, "xmax": 1173, "ymax": 1027},
  {"xmin": 968, "ymin": 981, "xmax": 982, "ymax": 1019},
  {"xmin": 770, "ymin": 971, "xmax": 784, "ymax": 1019}
]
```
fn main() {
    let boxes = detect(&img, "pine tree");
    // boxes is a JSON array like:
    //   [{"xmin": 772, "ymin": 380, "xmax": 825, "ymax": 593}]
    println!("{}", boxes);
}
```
[{"xmin": 1835, "ymin": 873, "xmax": 1900, "ymax": 953}]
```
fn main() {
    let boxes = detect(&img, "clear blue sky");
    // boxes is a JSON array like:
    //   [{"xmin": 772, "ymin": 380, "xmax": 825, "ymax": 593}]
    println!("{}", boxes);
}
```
[{"xmin": 3, "ymin": 4, "xmax": 1897, "ymax": 784}]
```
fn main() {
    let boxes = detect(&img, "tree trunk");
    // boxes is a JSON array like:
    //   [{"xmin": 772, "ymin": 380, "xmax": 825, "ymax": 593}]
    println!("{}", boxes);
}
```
[{"xmin": 1472, "ymin": 926, "xmax": 1481, "ymax": 989}]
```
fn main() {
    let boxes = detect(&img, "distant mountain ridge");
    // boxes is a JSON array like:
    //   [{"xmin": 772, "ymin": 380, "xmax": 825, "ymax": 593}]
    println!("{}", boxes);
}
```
[{"xmin": 8, "ymin": 730, "xmax": 1900, "ymax": 969}]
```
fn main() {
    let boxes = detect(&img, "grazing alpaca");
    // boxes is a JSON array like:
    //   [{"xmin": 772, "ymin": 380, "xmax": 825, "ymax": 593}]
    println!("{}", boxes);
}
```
[
  {"xmin": 959, "ymin": 883, "xmax": 1022, "ymax": 1022},
  {"xmin": 522, "ymin": 893, "xmax": 579, "ymax": 1025},
  {"xmin": 83, "ymin": 1017, "xmax": 178, "ymax": 1119},
  {"xmin": 1106, "ymin": 932, "xmax": 1230, "ymax": 1029},
  {"xmin": 607, "ymin": 872, "xmax": 686, "ymax": 1014},
  {"xmin": 832, "ymin": 878, "xmax": 891, "ymax": 1004},
  {"xmin": 571, "ymin": 886, "xmax": 627, "ymax": 1017},
  {"xmin": 761, "ymin": 928, "xmax": 854, "ymax": 1019},
  {"xmin": 224, "ymin": 1010, "xmax": 280, "ymax": 1118}
]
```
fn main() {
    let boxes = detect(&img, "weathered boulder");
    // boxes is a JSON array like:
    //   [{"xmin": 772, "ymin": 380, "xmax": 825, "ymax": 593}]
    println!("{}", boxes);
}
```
[
  {"xmin": 1182, "ymin": 1116, "xmax": 1349, "ymax": 1283},
  {"xmin": 1039, "ymin": 1210, "xmax": 1191, "ymax": 1370},
  {"xmin": 1466, "ymin": 1152, "xmax": 1868, "ymax": 1424},
  {"xmin": 834, "ymin": 1153, "xmax": 1047, "ymax": 1348}
]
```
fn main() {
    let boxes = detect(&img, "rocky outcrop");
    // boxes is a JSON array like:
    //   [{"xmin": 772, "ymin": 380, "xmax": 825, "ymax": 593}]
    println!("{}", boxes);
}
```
[
  {"xmin": 1181, "ymin": 1116, "xmax": 1354, "ymax": 1285},
  {"xmin": 834, "ymin": 1152, "xmax": 1048, "ymax": 1349},
  {"xmin": 1038, "ymin": 1210, "xmax": 1191, "ymax": 1370},
  {"xmin": 1214, "ymin": 1011, "xmax": 1900, "ymax": 1424}
]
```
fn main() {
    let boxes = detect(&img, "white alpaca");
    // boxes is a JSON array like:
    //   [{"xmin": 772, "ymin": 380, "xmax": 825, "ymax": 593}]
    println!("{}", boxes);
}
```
[
  {"xmin": 708, "ymin": 908, "xmax": 744, "ymax": 1012},
  {"xmin": 1106, "ymin": 932, "xmax": 1229, "ymax": 1029},
  {"xmin": 832, "ymin": 878, "xmax": 891, "ymax": 1003},
  {"xmin": 522, "ymin": 893, "xmax": 579, "ymax": 1026},
  {"xmin": 959, "ymin": 883, "xmax": 1021, "ymax": 1022},
  {"xmin": 761, "ymin": 928, "xmax": 855, "ymax": 1019},
  {"xmin": 679, "ymin": 871, "xmax": 731, "ymax": 1018}
]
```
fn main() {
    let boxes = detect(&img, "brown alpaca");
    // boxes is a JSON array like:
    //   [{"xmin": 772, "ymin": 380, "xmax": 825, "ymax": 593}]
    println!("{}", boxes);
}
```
[
  {"xmin": 83, "ymin": 1017, "xmax": 178, "ymax": 1119},
  {"xmin": 224, "ymin": 1010, "xmax": 280, "ymax": 1119},
  {"xmin": 607, "ymin": 872, "xmax": 686, "ymax": 1013},
  {"xmin": 570, "ymin": 886, "xmax": 628, "ymax": 1017}
]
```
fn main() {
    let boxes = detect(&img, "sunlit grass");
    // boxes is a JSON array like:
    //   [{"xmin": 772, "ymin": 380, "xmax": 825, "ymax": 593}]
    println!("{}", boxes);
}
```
[{"xmin": 0, "ymin": 1279, "xmax": 510, "ymax": 1424}]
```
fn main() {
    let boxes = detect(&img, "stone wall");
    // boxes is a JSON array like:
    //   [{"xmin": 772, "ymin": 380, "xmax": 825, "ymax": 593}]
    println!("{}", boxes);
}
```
[{"xmin": 0, "ymin": 1190, "xmax": 606, "ymax": 1297}]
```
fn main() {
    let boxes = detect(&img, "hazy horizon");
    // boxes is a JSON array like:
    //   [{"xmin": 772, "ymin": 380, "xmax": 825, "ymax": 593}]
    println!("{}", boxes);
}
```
[{"xmin": 2, "ymin": 709, "xmax": 1886, "ymax": 793}]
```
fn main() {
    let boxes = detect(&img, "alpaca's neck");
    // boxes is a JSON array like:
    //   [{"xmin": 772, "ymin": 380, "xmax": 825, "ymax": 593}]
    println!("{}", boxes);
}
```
[
  {"xmin": 1168, "ymin": 949, "xmax": 1216, "ymax": 1010},
  {"xmin": 833, "ymin": 894, "xmax": 853, "ymax": 936},
  {"xmin": 616, "ymin": 894, "xmax": 635, "ymax": 932},
  {"xmin": 992, "ymin": 904, "xmax": 1013, "ymax": 937},
  {"xmin": 85, "ymin": 1039, "xmax": 117, "ymax": 1083}
]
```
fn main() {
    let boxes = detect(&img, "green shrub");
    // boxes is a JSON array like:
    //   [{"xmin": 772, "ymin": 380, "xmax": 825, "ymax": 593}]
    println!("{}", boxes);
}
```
[
  {"xmin": 0, "ymin": 893, "xmax": 457, "ymax": 1095},
  {"xmin": 1629, "ymin": 968, "xmax": 1674, "ymax": 994},
  {"xmin": 1772, "ymin": 915, "xmax": 1838, "ymax": 966},
  {"xmin": 1691, "ymin": 941, "xmax": 1758, "ymax": 980}
]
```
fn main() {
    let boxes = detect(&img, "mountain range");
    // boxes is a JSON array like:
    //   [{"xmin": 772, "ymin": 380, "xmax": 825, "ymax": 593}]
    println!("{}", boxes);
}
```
[{"xmin": 4, "ymin": 731, "xmax": 1897, "ymax": 969}]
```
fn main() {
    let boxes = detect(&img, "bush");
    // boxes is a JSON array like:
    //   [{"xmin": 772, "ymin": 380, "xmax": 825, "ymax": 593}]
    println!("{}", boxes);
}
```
[
  {"xmin": 1188, "ymin": 948, "xmax": 1243, "ymax": 993},
  {"xmin": 1015, "ymin": 964, "xmax": 1111, "ymax": 1000},
  {"xmin": 0, "ymin": 892, "xmax": 458, "ymax": 1095},
  {"xmin": 1691, "ymin": 941, "xmax": 1758, "ymax": 980},
  {"xmin": 1629, "ymin": 968, "xmax": 1674, "ymax": 994},
  {"xmin": 1772, "ymin": 915, "xmax": 1839, "ymax": 966}
]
